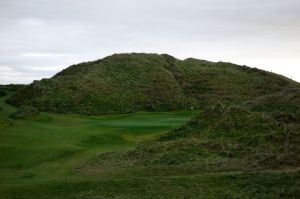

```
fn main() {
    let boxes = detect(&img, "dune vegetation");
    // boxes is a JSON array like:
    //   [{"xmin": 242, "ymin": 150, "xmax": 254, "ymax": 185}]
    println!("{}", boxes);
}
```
[{"xmin": 7, "ymin": 53, "xmax": 298, "ymax": 115}]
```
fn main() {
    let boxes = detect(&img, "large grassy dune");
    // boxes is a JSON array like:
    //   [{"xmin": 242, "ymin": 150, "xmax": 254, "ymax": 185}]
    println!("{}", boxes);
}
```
[{"xmin": 7, "ymin": 53, "xmax": 298, "ymax": 115}]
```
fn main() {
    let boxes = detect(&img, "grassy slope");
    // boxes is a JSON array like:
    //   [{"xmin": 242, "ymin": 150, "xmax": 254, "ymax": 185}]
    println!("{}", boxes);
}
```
[
  {"xmin": 7, "ymin": 53, "xmax": 298, "ymax": 114},
  {"xmin": 7, "ymin": 54, "xmax": 187, "ymax": 114},
  {"xmin": 0, "ymin": 89, "xmax": 195, "ymax": 198},
  {"xmin": 81, "ymin": 88, "xmax": 300, "ymax": 168},
  {"xmin": 75, "ymin": 88, "xmax": 300, "ymax": 198},
  {"xmin": 2, "ymin": 90, "xmax": 299, "ymax": 198},
  {"xmin": 0, "ymin": 111, "xmax": 191, "ymax": 179}
]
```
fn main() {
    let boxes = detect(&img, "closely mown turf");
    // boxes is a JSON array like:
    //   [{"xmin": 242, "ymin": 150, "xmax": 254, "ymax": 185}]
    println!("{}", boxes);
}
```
[{"xmin": 0, "ymin": 89, "xmax": 195, "ymax": 198}]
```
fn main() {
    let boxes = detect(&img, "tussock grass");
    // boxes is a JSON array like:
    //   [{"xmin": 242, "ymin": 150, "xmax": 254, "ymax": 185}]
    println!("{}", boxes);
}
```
[{"xmin": 7, "ymin": 53, "xmax": 299, "ymax": 115}]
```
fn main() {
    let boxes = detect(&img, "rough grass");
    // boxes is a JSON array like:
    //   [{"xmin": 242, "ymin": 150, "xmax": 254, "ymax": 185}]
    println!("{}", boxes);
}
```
[
  {"xmin": 7, "ymin": 53, "xmax": 299, "ymax": 115},
  {"xmin": 79, "ymin": 88, "xmax": 300, "ymax": 194},
  {"xmin": 1, "ymin": 171, "xmax": 299, "ymax": 199},
  {"xmin": 245, "ymin": 87, "xmax": 300, "ymax": 119},
  {"xmin": 10, "ymin": 105, "xmax": 39, "ymax": 119}
]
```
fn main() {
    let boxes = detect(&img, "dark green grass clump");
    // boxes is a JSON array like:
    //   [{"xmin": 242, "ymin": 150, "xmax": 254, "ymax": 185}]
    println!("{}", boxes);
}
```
[
  {"xmin": 158, "ymin": 104, "xmax": 299, "ymax": 168},
  {"xmin": 0, "ymin": 90, "xmax": 6, "ymax": 97},
  {"xmin": 10, "ymin": 106, "xmax": 39, "ymax": 119},
  {"xmin": 245, "ymin": 87, "xmax": 300, "ymax": 120},
  {"xmin": 0, "ymin": 84, "xmax": 25, "ymax": 92},
  {"xmin": 0, "ymin": 84, "xmax": 25, "ymax": 111},
  {"xmin": 7, "ymin": 53, "xmax": 298, "ymax": 115}
]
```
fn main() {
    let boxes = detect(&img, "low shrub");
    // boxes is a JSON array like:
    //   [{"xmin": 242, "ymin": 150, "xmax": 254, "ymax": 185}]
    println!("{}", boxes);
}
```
[
  {"xmin": 0, "ymin": 90, "xmax": 6, "ymax": 97},
  {"xmin": 10, "ymin": 106, "xmax": 39, "ymax": 119}
]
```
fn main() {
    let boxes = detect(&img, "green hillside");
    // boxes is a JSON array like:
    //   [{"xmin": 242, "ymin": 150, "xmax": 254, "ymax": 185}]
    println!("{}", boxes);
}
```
[
  {"xmin": 1, "ymin": 55, "xmax": 300, "ymax": 198},
  {"xmin": 86, "ymin": 88, "xmax": 300, "ymax": 170},
  {"xmin": 7, "ymin": 53, "xmax": 298, "ymax": 115},
  {"xmin": 75, "ymin": 88, "xmax": 300, "ymax": 198}
]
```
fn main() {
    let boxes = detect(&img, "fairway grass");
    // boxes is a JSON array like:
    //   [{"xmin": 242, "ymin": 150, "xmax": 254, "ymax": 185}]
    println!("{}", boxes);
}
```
[{"xmin": 0, "ymin": 93, "xmax": 195, "ymax": 197}]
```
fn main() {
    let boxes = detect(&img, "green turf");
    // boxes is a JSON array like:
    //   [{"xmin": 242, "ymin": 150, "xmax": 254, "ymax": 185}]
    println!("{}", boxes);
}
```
[
  {"xmin": 1, "ymin": 88, "xmax": 299, "ymax": 198},
  {"xmin": 0, "ymin": 91, "xmax": 195, "ymax": 198}
]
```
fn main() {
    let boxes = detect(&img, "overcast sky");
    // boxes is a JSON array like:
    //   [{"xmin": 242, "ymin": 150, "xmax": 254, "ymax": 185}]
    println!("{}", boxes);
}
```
[{"xmin": 0, "ymin": 0, "xmax": 299, "ymax": 84}]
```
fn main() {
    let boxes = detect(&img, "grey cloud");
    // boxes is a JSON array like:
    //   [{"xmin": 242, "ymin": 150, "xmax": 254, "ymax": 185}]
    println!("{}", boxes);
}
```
[{"xmin": 0, "ymin": 0, "xmax": 299, "ymax": 84}]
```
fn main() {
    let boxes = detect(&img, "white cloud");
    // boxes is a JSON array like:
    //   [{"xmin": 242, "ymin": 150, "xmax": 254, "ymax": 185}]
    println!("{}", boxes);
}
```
[{"xmin": 19, "ymin": 17, "xmax": 45, "ymax": 27}]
